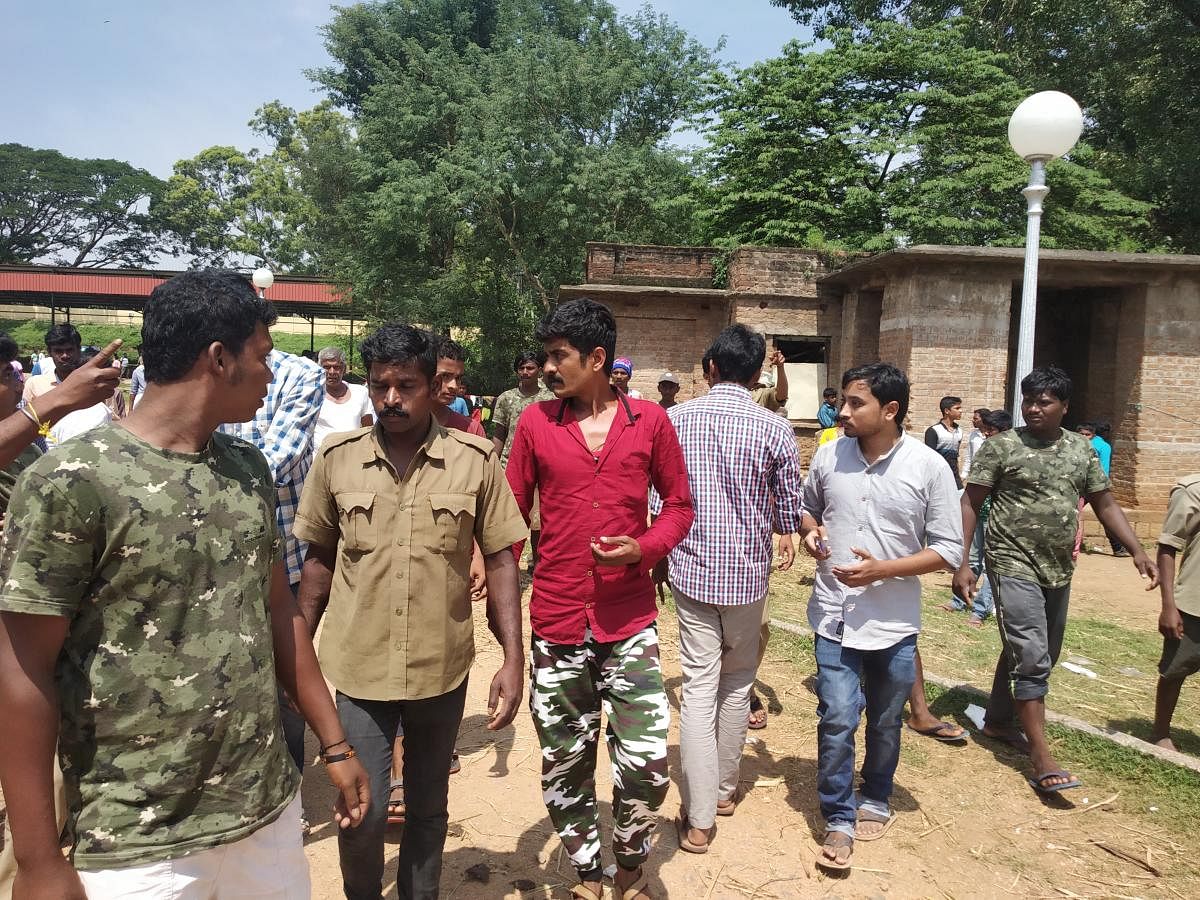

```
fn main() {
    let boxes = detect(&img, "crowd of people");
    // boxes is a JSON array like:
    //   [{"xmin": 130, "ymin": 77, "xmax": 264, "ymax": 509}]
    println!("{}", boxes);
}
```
[{"xmin": 0, "ymin": 270, "xmax": 1193, "ymax": 897}]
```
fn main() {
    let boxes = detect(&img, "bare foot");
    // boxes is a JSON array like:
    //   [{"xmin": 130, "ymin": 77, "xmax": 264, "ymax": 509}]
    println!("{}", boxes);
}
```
[
  {"xmin": 687, "ymin": 825, "xmax": 709, "ymax": 847},
  {"xmin": 938, "ymin": 603, "xmax": 960, "ymax": 613},
  {"xmin": 981, "ymin": 724, "xmax": 1030, "ymax": 753},
  {"xmin": 907, "ymin": 710, "xmax": 965, "ymax": 739},
  {"xmin": 1154, "ymin": 735, "xmax": 1178, "ymax": 752},
  {"xmin": 966, "ymin": 615, "xmax": 983, "ymax": 628},
  {"xmin": 1030, "ymin": 748, "xmax": 1075, "ymax": 790}
]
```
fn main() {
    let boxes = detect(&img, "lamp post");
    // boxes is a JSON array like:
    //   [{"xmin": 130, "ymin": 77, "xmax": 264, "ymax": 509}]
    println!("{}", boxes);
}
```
[
  {"xmin": 1007, "ymin": 90, "xmax": 1083, "ymax": 425},
  {"xmin": 251, "ymin": 266, "xmax": 274, "ymax": 299}
]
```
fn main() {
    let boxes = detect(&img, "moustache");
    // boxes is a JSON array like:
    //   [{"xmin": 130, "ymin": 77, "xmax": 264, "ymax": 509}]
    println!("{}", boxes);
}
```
[{"xmin": 379, "ymin": 408, "xmax": 409, "ymax": 418}]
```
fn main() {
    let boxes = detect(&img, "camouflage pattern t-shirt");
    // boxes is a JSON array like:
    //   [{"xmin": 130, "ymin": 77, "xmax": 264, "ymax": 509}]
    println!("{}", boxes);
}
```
[
  {"xmin": 0, "ymin": 424, "xmax": 299, "ymax": 869},
  {"xmin": 967, "ymin": 426, "xmax": 1109, "ymax": 588},
  {"xmin": 491, "ymin": 385, "xmax": 553, "ymax": 467}
]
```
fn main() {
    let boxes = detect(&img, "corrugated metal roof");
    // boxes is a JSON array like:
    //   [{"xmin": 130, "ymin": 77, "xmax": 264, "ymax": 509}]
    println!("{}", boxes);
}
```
[{"xmin": 0, "ymin": 266, "xmax": 345, "ymax": 305}]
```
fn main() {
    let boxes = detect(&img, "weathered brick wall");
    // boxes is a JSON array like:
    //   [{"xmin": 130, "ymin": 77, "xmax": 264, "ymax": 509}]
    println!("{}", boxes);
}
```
[
  {"xmin": 728, "ymin": 247, "xmax": 827, "ymax": 296},
  {"xmin": 561, "ymin": 289, "xmax": 731, "ymax": 402},
  {"xmin": 585, "ymin": 243, "xmax": 719, "ymax": 288}
]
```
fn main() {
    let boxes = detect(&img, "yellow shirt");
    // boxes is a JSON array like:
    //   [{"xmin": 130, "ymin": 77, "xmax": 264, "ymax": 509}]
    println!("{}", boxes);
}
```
[{"xmin": 293, "ymin": 418, "xmax": 527, "ymax": 701}]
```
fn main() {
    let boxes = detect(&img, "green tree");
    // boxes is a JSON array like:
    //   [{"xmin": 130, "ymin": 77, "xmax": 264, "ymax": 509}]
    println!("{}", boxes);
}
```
[
  {"xmin": 155, "ymin": 138, "xmax": 320, "ymax": 272},
  {"xmin": 0, "ymin": 144, "xmax": 165, "ymax": 267},
  {"xmin": 770, "ymin": 0, "xmax": 1200, "ymax": 250},
  {"xmin": 699, "ymin": 21, "xmax": 1152, "ymax": 252},
  {"xmin": 300, "ymin": 0, "xmax": 718, "ymax": 338}
]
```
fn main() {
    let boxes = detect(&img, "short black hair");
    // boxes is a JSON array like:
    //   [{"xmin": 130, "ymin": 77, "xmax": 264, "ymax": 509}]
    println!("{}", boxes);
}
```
[
  {"xmin": 706, "ymin": 324, "xmax": 766, "ymax": 385},
  {"xmin": 939, "ymin": 395, "xmax": 962, "ymax": 414},
  {"xmin": 438, "ymin": 337, "xmax": 467, "ymax": 363},
  {"xmin": 359, "ymin": 324, "xmax": 437, "ymax": 380},
  {"xmin": 974, "ymin": 407, "xmax": 990, "ymax": 417},
  {"xmin": 841, "ymin": 363, "xmax": 909, "ymax": 433},
  {"xmin": 981, "ymin": 409, "xmax": 1012, "ymax": 432},
  {"xmin": 1077, "ymin": 422, "xmax": 1096, "ymax": 434},
  {"xmin": 701, "ymin": 350, "xmax": 712, "ymax": 373},
  {"xmin": 142, "ymin": 270, "xmax": 277, "ymax": 384},
  {"xmin": 535, "ymin": 297, "xmax": 617, "ymax": 377},
  {"xmin": 823, "ymin": 387, "xmax": 838, "ymax": 400},
  {"xmin": 0, "ymin": 334, "xmax": 17, "ymax": 365},
  {"xmin": 514, "ymin": 350, "xmax": 544, "ymax": 370},
  {"xmin": 1021, "ymin": 365, "xmax": 1071, "ymax": 403},
  {"xmin": 45, "ymin": 323, "xmax": 81, "ymax": 349}
]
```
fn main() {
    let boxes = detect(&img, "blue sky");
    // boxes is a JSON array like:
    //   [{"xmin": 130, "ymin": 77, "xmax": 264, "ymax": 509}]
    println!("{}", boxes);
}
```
[{"xmin": 7, "ymin": 1, "xmax": 809, "ymax": 179}]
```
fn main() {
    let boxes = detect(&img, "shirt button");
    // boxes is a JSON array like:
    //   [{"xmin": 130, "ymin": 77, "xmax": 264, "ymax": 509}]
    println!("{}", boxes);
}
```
[
  {"xmin": 592, "ymin": 501, "xmax": 599, "ymax": 509},
  {"xmin": 586, "ymin": 569, "xmax": 593, "ymax": 576},
  {"xmin": 395, "ymin": 607, "xmax": 403, "ymax": 615}
]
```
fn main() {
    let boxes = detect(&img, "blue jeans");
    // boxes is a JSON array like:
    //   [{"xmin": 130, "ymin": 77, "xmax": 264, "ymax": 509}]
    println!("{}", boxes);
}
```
[
  {"xmin": 814, "ymin": 634, "xmax": 917, "ymax": 835},
  {"xmin": 336, "ymin": 681, "xmax": 467, "ymax": 900}
]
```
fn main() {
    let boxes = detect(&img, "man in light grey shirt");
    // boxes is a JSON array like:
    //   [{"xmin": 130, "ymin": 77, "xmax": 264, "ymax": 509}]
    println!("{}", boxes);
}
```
[{"xmin": 801, "ymin": 363, "xmax": 962, "ymax": 873}]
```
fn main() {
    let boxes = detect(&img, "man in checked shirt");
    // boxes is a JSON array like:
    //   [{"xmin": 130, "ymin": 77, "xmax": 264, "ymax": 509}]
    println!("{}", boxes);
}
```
[
  {"xmin": 220, "ymin": 342, "xmax": 324, "ymax": 791},
  {"xmin": 651, "ymin": 325, "xmax": 804, "ymax": 855},
  {"xmin": 506, "ymin": 298, "xmax": 693, "ymax": 900}
]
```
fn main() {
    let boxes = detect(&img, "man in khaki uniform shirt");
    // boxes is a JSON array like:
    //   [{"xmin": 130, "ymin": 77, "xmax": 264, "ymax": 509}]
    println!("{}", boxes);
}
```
[
  {"xmin": 1152, "ymin": 473, "xmax": 1200, "ymax": 751},
  {"xmin": 294, "ymin": 323, "xmax": 527, "ymax": 900}
]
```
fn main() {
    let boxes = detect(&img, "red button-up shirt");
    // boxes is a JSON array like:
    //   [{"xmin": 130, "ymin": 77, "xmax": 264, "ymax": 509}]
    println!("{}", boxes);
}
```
[{"xmin": 505, "ymin": 392, "xmax": 694, "ymax": 644}]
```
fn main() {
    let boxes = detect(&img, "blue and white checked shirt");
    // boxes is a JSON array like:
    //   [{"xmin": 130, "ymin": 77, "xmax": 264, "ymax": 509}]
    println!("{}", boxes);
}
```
[
  {"xmin": 650, "ymin": 382, "xmax": 805, "ymax": 605},
  {"xmin": 219, "ymin": 350, "xmax": 324, "ymax": 584}
]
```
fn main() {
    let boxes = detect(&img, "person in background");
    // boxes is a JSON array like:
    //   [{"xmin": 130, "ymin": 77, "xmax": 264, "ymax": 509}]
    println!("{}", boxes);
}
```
[
  {"xmin": 817, "ymin": 387, "xmax": 839, "ymax": 428},
  {"xmin": 961, "ymin": 407, "xmax": 989, "ymax": 481},
  {"xmin": 314, "ymin": 346, "xmax": 374, "ymax": 449},
  {"xmin": 610, "ymin": 356, "xmax": 643, "ymax": 399},
  {"xmin": 129, "ymin": 346, "xmax": 147, "ymax": 408},
  {"xmin": 657, "ymin": 371, "xmax": 680, "ymax": 410},
  {"xmin": 436, "ymin": 339, "xmax": 473, "ymax": 417},
  {"xmin": 924, "ymin": 395, "xmax": 963, "ymax": 489},
  {"xmin": 1151, "ymin": 473, "xmax": 1200, "ymax": 751},
  {"xmin": 941, "ymin": 409, "xmax": 1012, "ymax": 624},
  {"xmin": 218, "ymin": 334, "xmax": 324, "ymax": 820},
  {"xmin": 1078, "ymin": 422, "xmax": 1127, "ymax": 557},
  {"xmin": 956, "ymin": 366, "xmax": 1155, "ymax": 796},
  {"xmin": 751, "ymin": 348, "xmax": 789, "ymax": 414},
  {"xmin": 434, "ymin": 338, "xmax": 485, "ymax": 436}
]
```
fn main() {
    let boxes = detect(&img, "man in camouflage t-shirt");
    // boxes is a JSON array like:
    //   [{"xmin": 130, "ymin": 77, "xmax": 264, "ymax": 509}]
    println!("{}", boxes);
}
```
[
  {"xmin": 955, "ymin": 366, "xmax": 1156, "ymax": 796},
  {"xmin": 0, "ymin": 271, "xmax": 368, "ymax": 898}
]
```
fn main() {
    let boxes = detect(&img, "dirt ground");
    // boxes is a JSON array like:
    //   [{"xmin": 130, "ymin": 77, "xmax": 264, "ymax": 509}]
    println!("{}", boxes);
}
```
[{"xmin": 297, "ymin": 554, "xmax": 1200, "ymax": 899}]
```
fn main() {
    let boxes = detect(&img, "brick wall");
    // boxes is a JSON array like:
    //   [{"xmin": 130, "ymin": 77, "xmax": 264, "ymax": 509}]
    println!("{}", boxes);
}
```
[
  {"xmin": 585, "ymin": 243, "xmax": 719, "ymax": 288},
  {"xmin": 728, "ymin": 247, "xmax": 827, "ymax": 296},
  {"xmin": 560, "ymin": 288, "xmax": 731, "ymax": 402}
]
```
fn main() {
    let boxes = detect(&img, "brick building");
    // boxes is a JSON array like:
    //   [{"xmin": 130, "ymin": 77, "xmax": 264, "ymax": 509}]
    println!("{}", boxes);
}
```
[{"xmin": 560, "ymin": 242, "xmax": 1200, "ymax": 533}]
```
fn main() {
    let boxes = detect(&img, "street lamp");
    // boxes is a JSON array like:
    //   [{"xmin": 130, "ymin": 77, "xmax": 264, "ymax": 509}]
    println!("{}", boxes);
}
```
[
  {"xmin": 251, "ymin": 266, "xmax": 275, "ymax": 299},
  {"xmin": 1007, "ymin": 90, "xmax": 1083, "ymax": 426}
]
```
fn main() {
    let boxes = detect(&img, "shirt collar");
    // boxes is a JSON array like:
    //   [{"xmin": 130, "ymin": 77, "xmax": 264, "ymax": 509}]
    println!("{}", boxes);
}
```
[
  {"xmin": 709, "ymin": 382, "xmax": 752, "ymax": 399},
  {"xmin": 850, "ymin": 431, "xmax": 907, "ymax": 469},
  {"xmin": 553, "ymin": 390, "xmax": 638, "ymax": 427},
  {"xmin": 359, "ymin": 414, "xmax": 446, "ymax": 467}
]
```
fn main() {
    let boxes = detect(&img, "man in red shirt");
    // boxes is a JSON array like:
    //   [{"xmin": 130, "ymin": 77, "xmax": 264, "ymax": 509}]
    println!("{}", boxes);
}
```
[{"xmin": 506, "ymin": 298, "xmax": 692, "ymax": 900}]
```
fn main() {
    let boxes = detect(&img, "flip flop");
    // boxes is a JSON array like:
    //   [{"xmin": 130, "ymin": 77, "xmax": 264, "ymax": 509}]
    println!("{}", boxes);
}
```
[
  {"xmin": 854, "ymin": 808, "xmax": 896, "ymax": 842},
  {"xmin": 619, "ymin": 868, "xmax": 650, "ymax": 899},
  {"xmin": 715, "ymin": 797, "xmax": 738, "ymax": 817},
  {"xmin": 816, "ymin": 831, "xmax": 853, "ymax": 871},
  {"xmin": 907, "ymin": 721, "xmax": 968, "ymax": 743},
  {"xmin": 748, "ymin": 694, "xmax": 768, "ymax": 730},
  {"xmin": 386, "ymin": 779, "xmax": 406, "ymax": 826},
  {"xmin": 571, "ymin": 885, "xmax": 602, "ymax": 900},
  {"xmin": 1028, "ymin": 770, "xmax": 1082, "ymax": 795},
  {"xmin": 449, "ymin": 750, "xmax": 461, "ymax": 775},
  {"xmin": 676, "ymin": 815, "xmax": 710, "ymax": 854}
]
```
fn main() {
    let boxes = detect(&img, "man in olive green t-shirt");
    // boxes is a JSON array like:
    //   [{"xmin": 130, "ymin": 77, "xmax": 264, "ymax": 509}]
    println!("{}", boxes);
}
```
[{"xmin": 955, "ymin": 366, "xmax": 1156, "ymax": 797}]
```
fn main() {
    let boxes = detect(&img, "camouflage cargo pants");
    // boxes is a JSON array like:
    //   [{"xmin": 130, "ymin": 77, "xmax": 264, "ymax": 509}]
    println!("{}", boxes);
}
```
[{"xmin": 530, "ymin": 624, "xmax": 670, "ymax": 876}]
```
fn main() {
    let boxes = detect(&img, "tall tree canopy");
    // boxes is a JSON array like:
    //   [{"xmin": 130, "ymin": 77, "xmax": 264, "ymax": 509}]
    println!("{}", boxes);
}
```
[
  {"xmin": 698, "ymin": 21, "xmax": 1152, "ymax": 252},
  {"xmin": 770, "ymin": 0, "xmax": 1200, "ymax": 251},
  {"xmin": 305, "ymin": 0, "xmax": 717, "ymax": 313},
  {"xmin": 0, "ymin": 144, "xmax": 165, "ymax": 267}
]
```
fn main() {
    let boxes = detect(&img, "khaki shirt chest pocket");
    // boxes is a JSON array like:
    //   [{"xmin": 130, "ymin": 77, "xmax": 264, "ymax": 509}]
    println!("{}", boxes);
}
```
[
  {"xmin": 427, "ymin": 491, "xmax": 476, "ymax": 554},
  {"xmin": 336, "ymin": 491, "xmax": 378, "ymax": 553}
]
